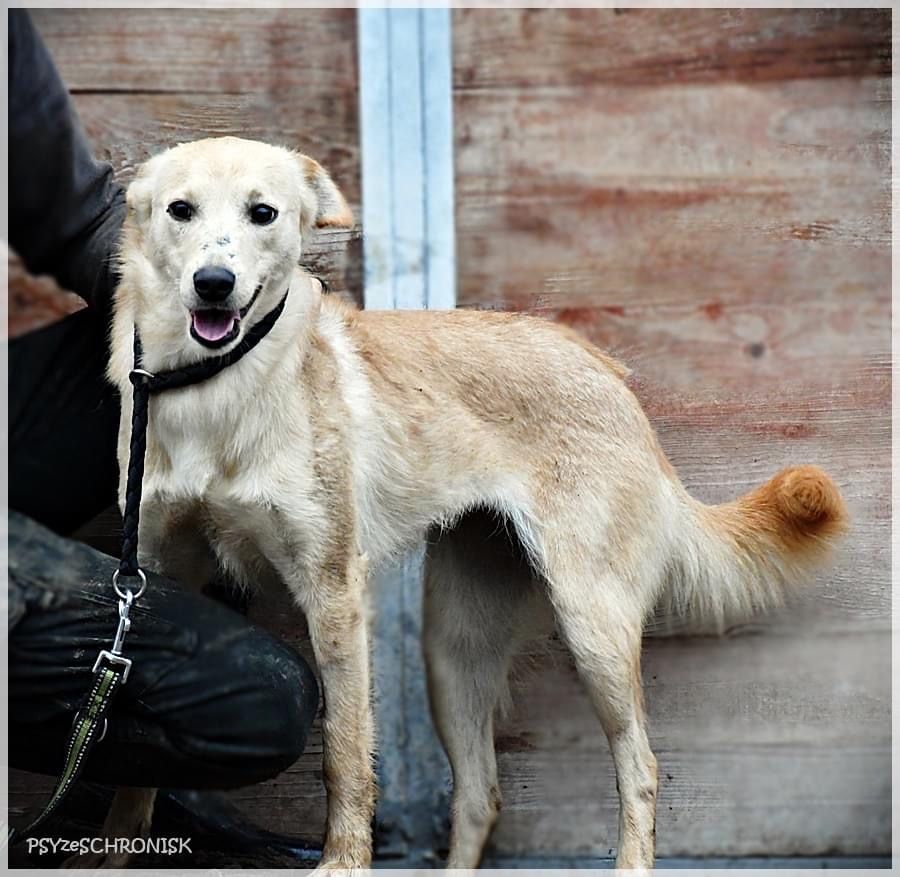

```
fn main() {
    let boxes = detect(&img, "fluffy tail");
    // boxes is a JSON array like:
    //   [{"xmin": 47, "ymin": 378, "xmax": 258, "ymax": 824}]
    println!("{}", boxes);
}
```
[{"xmin": 651, "ymin": 466, "xmax": 848, "ymax": 635}]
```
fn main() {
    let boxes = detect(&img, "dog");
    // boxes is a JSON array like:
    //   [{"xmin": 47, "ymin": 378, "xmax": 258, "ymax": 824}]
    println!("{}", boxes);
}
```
[{"xmin": 90, "ymin": 136, "xmax": 846, "ymax": 870}]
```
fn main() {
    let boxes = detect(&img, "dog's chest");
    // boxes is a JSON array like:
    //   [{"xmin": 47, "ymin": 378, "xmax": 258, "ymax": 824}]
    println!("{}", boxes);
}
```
[
  {"xmin": 141, "ymin": 422, "xmax": 322, "ymax": 587},
  {"xmin": 202, "ymin": 495, "xmax": 291, "ymax": 584},
  {"xmin": 144, "ymin": 480, "xmax": 311, "ymax": 590}
]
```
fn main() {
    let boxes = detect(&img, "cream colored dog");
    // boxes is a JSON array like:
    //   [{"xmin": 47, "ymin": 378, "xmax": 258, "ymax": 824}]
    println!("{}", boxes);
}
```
[{"xmin": 96, "ymin": 136, "xmax": 846, "ymax": 870}]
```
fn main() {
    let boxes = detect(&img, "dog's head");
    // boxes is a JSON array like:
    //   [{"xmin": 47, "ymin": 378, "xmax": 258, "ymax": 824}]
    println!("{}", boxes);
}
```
[{"xmin": 122, "ymin": 137, "xmax": 352, "ymax": 351}]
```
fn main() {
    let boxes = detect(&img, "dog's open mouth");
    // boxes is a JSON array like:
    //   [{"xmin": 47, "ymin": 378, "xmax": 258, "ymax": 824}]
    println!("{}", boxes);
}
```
[
  {"xmin": 190, "ymin": 309, "xmax": 240, "ymax": 348},
  {"xmin": 189, "ymin": 285, "xmax": 263, "ymax": 349}
]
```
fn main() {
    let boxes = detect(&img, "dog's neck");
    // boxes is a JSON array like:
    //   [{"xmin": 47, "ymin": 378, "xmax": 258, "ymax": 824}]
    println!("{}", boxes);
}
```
[{"xmin": 109, "ymin": 271, "xmax": 332, "ymax": 476}]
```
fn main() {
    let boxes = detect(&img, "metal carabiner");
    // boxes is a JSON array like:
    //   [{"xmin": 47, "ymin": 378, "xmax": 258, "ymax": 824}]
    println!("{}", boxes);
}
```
[
  {"xmin": 92, "ymin": 581, "xmax": 136, "ymax": 683},
  {"xmin": 111, "ymin": 590, "xmax": 134, "ymax": 656}
]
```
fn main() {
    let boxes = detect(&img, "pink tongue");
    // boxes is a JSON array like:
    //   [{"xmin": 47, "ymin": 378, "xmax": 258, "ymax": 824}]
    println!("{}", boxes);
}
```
[{"xmin": 192, "ymin": 309, "xmax": 237, "ymax": 342}]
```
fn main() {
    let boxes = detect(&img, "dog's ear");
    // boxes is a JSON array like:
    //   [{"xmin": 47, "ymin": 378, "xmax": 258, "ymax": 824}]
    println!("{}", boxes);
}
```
[
  {"xmin": 296, "ymin": 154, "xmax": 354, "ymax": 230},
  {"xmin": 126, "ymin": 153, "xmax": 165, "ymax": 227}
]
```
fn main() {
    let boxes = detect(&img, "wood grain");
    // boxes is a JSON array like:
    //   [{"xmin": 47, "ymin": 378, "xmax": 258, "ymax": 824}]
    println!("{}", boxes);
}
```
[
  {"xmin": 451, "ymin": 7, "xmax": 890, "ymax": 860},
  {"xmin": 490, "ymin": 627, "xmax": 890, "ymax": 858},
  {"xmin": 29, "ymin": 9, "xmax": 359, "ymax": 95},
  {"xmin": 453, "ymin": 9, "xmax": 890, "ymax": 89},
  {"xmin": 455, "ymin": 76, "xmax": 888, "ymax": 313}
]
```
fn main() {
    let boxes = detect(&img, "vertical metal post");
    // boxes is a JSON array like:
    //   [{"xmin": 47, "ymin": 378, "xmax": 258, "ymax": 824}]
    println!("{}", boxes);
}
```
[{"xmin": 357, "ymin": 7, "xmax": 455, "ymax": 865}]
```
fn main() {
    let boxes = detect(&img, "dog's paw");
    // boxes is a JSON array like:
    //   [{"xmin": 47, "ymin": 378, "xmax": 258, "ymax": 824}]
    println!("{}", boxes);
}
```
[
  {"xmin": 61, "ymin": 849, "xmax": 133, "ymax": 869},
  {"xmin": 310, "ymin": 864, "xmax": 369, "ymax": 877},
  {"xmin": 311, "ymin": 850, "xmax": 371, "ymax": 877}
]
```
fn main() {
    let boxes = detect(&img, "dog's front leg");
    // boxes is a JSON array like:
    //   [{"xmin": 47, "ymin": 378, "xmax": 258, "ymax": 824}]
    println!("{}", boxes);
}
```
[
  {"xmin": 297, "ymin": 551, "xmax": 374, "ymax": 871},
  {"xmin": 61, "ymin": 787, "xmax": 156, "ymax": 868}
]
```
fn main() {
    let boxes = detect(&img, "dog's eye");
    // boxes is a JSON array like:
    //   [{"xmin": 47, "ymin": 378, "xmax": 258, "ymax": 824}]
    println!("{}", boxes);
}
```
[
  {"xmin": 167, "ymin": 200, "xmax": 194, "ymax": 222},
  {"xmin": 249, "ymin": 204, "xmax": 278, "ymax": 226}
]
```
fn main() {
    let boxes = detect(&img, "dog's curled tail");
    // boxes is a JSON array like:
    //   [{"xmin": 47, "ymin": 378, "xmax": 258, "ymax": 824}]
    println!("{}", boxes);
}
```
[{"xmin": 653, "ymin": 466, "xmax": 848, "ymax": 635}]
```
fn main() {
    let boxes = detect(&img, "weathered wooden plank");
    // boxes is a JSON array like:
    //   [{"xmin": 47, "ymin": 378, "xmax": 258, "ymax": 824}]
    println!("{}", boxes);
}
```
[
  {"xmin": 453, "ymin": 9, "xmax": 890, "ymax": 89},
  {"xmin": 488, "ymin": 627, "xmax": 890, "ymax": 858},
  {"xmin": 6, "ymin": 248, "xmax": 85, "ymax": 338},
  {"xmin": 524, "ymin": 300, "xmax": 889, "ymax": 398},
  {"xmin": 455, "ymin": 77, "xmax": 888, "ymax": 315},
  {"xmin": 30, "ymin": 9, "xmax": 359, "ymax": 95},
  {"xmin": 449, "ymin": 8, "xmax": 890, "ymax": 862},
  {"xmin": 68, "ymin": 93, "xmax": 360, "ymax": 198}
]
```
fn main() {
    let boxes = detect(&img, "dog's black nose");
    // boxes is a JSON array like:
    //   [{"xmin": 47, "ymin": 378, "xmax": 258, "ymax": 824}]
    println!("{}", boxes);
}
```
[{"xmin": 193, "ymin": 266, "xmax": 235, "ymax": 302}]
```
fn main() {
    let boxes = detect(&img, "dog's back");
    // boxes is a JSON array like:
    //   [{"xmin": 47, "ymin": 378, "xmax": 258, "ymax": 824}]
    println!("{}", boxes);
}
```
[{"xmin": 335, "ymin": 298, "xmax": 847, "ymax": 633}]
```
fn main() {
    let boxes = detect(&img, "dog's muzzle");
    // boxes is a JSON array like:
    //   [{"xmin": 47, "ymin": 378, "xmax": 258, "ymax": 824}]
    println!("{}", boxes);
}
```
[{"xmin": 189, "ymin": 283, "xmax": 263, "ymax": 349}]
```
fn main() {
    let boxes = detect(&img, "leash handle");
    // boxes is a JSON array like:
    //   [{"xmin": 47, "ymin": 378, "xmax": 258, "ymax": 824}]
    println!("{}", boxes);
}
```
[{"xmin": 6, "ymin": 655, "xmax": 130, "ymax": 846}]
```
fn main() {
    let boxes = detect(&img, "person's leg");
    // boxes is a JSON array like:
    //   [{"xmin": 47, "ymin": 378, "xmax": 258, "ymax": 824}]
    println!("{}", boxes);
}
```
[{"xmin": 9, "ymin": 512, "xmax": 319, "ymax": 791}]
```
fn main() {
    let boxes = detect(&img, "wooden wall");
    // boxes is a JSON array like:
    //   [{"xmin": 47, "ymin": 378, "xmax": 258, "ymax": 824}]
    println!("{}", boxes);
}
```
[
  {"xmin": 9, "ymin": 7, "xmax": 890, "ymax": 863},
  {"xmin": 452, "ymin": 8, "xmax": 891, "ymax": 860}
]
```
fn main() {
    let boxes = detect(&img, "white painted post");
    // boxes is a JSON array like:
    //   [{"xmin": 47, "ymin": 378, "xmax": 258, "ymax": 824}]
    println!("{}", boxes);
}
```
[
  {"xmin": 359, "ymin": 7, "xmax": 455, "ymax": 311},
  {"xmin": 357, "ymin": 7, "xmax": 455, "ymax": 863}
]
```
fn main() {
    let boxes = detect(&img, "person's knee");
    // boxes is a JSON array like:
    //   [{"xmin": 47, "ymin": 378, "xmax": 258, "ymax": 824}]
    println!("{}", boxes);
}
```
[
  {"xmin": 253, "ymin": 643, "xmax": 320, "ymax": 771},
  {"xmin": 162, "ymin": 627, "xmax": 320, "ymax": 787}
]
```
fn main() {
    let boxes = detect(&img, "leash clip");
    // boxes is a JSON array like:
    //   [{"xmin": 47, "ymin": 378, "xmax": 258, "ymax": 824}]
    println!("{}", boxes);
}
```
[
  {"xmin": 92, "ymin": 587, "xmax": 136, "ymax": 683},
  {"xmin": 112, "ymin": 590, "xmax": 134, "ymax": 654}
]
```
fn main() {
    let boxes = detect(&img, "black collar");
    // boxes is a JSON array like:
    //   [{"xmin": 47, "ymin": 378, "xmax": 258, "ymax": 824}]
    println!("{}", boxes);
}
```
[{"xmin": 131, "ymin": 290, "xmax": 289, "ymax": 393}]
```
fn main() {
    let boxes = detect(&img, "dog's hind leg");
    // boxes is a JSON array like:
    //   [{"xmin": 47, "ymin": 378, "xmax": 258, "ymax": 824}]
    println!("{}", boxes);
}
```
[
  {"xmin": 546, "ymin": 564, "xmax": 658, "ymax": 870},
  {"xmin": 423, "ymin": 514, "xmax": 550, "ymax": 869}
]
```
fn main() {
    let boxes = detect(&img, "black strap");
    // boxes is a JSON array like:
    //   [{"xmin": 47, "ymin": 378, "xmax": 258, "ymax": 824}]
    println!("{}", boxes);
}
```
[
  {"xmin": 6, "ymin": 656, "xmax": 129, "ymax": 846},
  {"xmin": 8, "ymin": 290, "xmax": 289, "ymax": 845}
]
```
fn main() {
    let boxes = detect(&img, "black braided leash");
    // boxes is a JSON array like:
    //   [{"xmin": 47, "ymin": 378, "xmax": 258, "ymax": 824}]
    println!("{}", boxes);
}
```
[
  {"xmin": 5, "ymin": 289, "xmax": 290, "ymax": 847},
  {"xmin": 119, "ymin": 290, "xmax": 289, "ymax": 575}
]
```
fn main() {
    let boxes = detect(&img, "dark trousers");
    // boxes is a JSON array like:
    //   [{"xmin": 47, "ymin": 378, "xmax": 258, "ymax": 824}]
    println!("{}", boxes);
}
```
[{"xmin": 8, "ymin": 309, "xmax": 319, "ymax": 790}]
